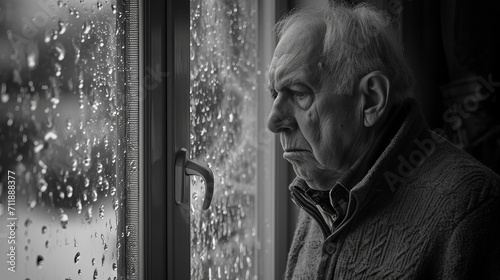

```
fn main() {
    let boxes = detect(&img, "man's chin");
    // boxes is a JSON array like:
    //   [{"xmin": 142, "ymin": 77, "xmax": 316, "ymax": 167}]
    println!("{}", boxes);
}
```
[{"xmin": 289, "ymin": 162, "xmax": 340, "ymax": 190}]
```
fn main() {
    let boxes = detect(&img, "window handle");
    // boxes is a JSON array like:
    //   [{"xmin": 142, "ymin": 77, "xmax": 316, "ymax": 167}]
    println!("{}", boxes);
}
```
[{"xmin": 175, "ymin": 148, "xmax": 214, "ymax": 210}]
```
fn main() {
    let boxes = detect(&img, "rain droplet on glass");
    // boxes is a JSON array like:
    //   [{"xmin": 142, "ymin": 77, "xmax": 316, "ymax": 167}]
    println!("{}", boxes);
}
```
[
  {"xmin": 59, "ymin": 213, "xmax": 68, "ymax": 229},
  {"xmin": 37, "ymin": 255, "xmax": 44, "ymax": 268}
]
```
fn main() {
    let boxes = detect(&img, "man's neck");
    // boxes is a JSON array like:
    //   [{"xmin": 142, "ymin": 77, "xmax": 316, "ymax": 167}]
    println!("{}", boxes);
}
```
[{"xmin": 337, "ymin": 102, "xmax": 408, "ymax": 190}]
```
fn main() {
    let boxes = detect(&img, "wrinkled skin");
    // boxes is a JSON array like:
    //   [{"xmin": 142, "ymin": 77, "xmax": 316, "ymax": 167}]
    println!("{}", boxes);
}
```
[{"xmin": 267, "ymin": 21, "xmax": 369, "ymax": 191}]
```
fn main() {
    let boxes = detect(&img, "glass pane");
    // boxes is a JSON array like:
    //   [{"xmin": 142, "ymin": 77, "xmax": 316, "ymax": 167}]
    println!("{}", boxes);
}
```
[
  {"xmin": 190, "ymin": 0, "xmax": 258, "ymax": 279},
  {"xmin": 0, "ymin": 1, "xmax": 127, "ymax": 279}
]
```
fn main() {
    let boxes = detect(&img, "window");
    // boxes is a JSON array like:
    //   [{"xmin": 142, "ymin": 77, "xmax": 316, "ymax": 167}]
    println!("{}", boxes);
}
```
[
  {"xmin": 0, "ymin": 0, "xmax": 138, "ymax": 279},
  {"xmin": 1, "ymin": 0, "xmax": 288, "ymax": 279},
  {"xmin": 166, "ymin": 0, "xmax": 289, "ymax": 279},
  {"xmin": 189, "ymin": 0, "xmax": 259, "ymax": 279}
]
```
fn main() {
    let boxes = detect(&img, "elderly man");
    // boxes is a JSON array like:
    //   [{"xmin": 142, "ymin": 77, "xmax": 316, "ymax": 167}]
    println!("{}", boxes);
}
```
[{"xmin": 267, "ymin": 3, "xmax": 500, "ymax": 280}]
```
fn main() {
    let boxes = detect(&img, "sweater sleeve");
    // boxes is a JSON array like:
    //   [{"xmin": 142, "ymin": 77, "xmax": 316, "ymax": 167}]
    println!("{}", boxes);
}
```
[{"xmin": 443, "ymin": 196, "xmax": 500, "ymax": 279}]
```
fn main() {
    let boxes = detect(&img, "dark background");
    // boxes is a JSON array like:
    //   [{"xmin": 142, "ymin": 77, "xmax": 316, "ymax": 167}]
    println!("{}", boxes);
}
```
[
  {"xmin": 287, "ymin": 0, "xmax": 500, "ymax": 174},
  {"xmin": 357, "ymin": 0, "xmax": 500, "ymax": 173}
]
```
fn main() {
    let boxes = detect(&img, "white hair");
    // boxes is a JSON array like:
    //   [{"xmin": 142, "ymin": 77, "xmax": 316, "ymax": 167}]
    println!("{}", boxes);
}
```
[{"xmin": 274, "ymin": 2, "xmax": 414, "ymax": 104}]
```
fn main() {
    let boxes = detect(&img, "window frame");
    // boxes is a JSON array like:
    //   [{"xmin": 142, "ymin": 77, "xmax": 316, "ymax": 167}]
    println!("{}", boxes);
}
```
[{"xmin": 144, "ymin": 0, "xmax": 291, "ymax": 279}]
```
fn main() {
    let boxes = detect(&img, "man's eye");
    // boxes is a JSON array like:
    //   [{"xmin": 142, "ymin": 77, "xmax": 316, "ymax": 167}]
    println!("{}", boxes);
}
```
[
  {"xmin": 292, "ymin": 90, "xmax": 313, "ymax": 110},
  {"xmin": 292, "ymin": 90, "xmax": 306, "ymax": 99}
]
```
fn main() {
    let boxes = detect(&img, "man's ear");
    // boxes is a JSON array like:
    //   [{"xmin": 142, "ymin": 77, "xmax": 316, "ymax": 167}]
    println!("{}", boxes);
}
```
[{"xmin": 358, "ymin": 71, "xmax": 390, "ymax": 127}]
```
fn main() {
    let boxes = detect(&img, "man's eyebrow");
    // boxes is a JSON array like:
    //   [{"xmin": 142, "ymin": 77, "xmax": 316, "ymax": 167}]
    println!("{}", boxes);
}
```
[{"xmin": 275, "ymin": 81, "xmax": 312, "ymax": 93}]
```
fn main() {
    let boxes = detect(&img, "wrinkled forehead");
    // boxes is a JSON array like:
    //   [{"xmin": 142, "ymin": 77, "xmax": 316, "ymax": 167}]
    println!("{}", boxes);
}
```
[{"xmin": 269, "ymin": 21, "xmax": 325, "ymax": 85}]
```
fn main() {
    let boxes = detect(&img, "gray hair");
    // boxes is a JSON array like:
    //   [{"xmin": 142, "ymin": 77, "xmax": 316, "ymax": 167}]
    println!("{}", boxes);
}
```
[{"xmin": 274, "ymin": 2, "xmax": 414, "ymax": 104}]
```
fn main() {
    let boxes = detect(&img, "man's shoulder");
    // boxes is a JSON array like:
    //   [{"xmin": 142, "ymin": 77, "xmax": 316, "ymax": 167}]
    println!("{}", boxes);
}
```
[{"xmin": 411, "ymin": 132, "xmax": 500, "ymax": 209}]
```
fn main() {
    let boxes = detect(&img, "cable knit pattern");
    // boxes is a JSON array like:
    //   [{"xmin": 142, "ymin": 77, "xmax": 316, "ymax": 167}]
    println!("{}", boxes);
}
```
[{"xmin": 285, "ymin": 103, "xmax": 500, "ymax": 280}]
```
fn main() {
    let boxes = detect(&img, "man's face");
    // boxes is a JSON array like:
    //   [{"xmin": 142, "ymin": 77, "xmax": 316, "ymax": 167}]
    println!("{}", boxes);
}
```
[{"xmin": 267, "ymin": 22, "xmax": 364, "ymax": 190}]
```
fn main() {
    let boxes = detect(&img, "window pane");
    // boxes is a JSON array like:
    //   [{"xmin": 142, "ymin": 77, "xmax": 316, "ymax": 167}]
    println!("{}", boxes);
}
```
[
  {"xmin": 0, "ymin": 1, "xmax": 127, "ymax": 279},
  {"xmin": 190, "ymin": 0, "xmax": 258, "ymax": 279}
]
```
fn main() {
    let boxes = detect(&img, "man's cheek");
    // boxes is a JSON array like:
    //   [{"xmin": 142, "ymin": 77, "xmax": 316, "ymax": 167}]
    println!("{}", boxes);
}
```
[
  {"xmin": 300, "ymin": 113, "xmax": 321, "ymax": 146},
  {"xmin": 315, "ymin": 126, "xmax": 337, "ymax": 166}
]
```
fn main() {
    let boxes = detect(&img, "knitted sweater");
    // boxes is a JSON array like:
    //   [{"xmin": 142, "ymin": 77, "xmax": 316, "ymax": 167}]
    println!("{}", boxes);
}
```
[{"xmin": 285, "ymin": 103, "xmax": 500, "ymax": 280}]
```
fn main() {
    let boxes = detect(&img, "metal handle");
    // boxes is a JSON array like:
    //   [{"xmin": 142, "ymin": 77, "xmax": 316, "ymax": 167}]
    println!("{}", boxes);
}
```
[{"xmin": 175, "ymin": 148, "xmax": 214, "ymax": 210}]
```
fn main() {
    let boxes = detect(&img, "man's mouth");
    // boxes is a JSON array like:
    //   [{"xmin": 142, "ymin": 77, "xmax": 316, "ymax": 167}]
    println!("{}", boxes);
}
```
[{"xmin": 284, "ymin": 149, "xmax": 309, "ymax": 153}]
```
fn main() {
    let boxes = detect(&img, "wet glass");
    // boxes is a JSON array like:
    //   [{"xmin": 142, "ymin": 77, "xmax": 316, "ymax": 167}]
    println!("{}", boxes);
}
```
[
  {"xmin": 0, "ymin": 0, "xmax": 126, "ymax": 279},
  {"xmin": 190, "ymin": 0, "xmax": 259, "ymax": 279}
]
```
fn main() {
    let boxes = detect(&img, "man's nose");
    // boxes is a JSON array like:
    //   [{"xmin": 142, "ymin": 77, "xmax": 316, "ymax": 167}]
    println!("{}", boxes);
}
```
[{"xmin": 267, "ymin": 96, "xmax": 297, "ymax": 133}]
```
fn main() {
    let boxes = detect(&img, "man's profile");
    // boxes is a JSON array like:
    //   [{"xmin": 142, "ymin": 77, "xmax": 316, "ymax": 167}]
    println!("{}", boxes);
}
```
[{"xmin": 267, "ymin": 3, "xmax": 500, "ymax": 279}]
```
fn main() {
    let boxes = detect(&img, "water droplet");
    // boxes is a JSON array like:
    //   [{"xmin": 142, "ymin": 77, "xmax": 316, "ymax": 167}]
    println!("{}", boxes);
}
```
[
  {"xmin": 78, "ymin": 269, "xmax": 81, "ymax": 275},
  {"xmin": 76, "ymin": 200, "xmax": 82, "ymax": 214},
  {"xmin": 85, "ymin": 206, "xmax": 93, "ymax": 223},
  {"xmin": 33, "ymin": 142, "xmax": 44, "ymax": 153},
  {"xmin": 111, "ymin": 4, "xmax": 116, "ymax": 14},
  {"xmin": 24, "ymin": 218, "xmax": 32, "ymax": 227},
  {"xmin": 130, "ymin": 161, "xmax": 137, "ymax": 171},
  {"xmin": 38, "ymin": 179, "xmax": 48, "ymax": 193},
  {"xmin": 27, "ymin": 198, "xmax": 37, "ymax": 209},
  {"xmin": 92, "ymin": 258, "xmax": 95, "ymax": 266},
  {"xmin": 37, "ymin": 255, "xmax": 44, "ymax": 268},
  {"xmin": 30, "ymin": 99, "xmax": 37, "ymax": 111},
  {"xmin": 103, "ymin": 179, "xmax": 109, "ymax": 191},
  {"xmin": 42, "ymin": 29, "xmax": 51, "ymax": 44},
  {"xmin": 27, "ymin": 48, "xmax": 38, "ymax": 70},
  {"xmin": 44, "ymin": 131, "xmax": 58, "ymax": 141},
  {"xmin": 97, "ymin": 2, "xmax": 103, "ymax": 10},
  {"xmin": 57, "ymin": 0, "xmax": 63, "ymax": 7},
  {"xmin": 93, "ymin": 268, "xmax": 98, "ymax": 280},
  {"xmin": 84, "ymin": 177, "xmax": 90, "ymax": 188},
  {"xmin": 58, "ymin": 20, "xmax": 66, "ymax": 35},
  {"xmin": 6, "ymin": 112, "xmax": 13, "ymax": 126},
  {"xmin": 60, "ymin": 213, "xmax": 68, "ymax": 229},
  {"xmin": 192, "ymin": 192, "xmax": 198, "ymax": 201},
  {"xmin": 0, "ymin": 83, "xmax": 8, "ymax": 103},
  {"xmin": 66, "ymin": 185, "xmax": 73, "ymax": 198},
  {"xmin": 74, "ymin": 252, "xmax": 80, "ymax": 263},
  {"xmin": 83, "ymin": 20, "xmax": 92, "ymax": 34},
  {"xmin": 99, "ymin": 205, "xmax": 104, "ymax": 219},
  {"xmin": 97, "ymin": 162, "xmax": 103, "ymax": 173},
  {"xmin": 92, "ymin": 189, "xmax": 98, "ymax": 202},
  {"xmin": 54, "ymin": 43, "xmax": 65, "ymax": 61},
  {"xmin": 112, "ymin": 262, "xmax": 117, "ymax": 271},
  {"xmin": 112, "ymin": 198, "xmax": 119, "ymax": 210},
  {"xmin": 110, "ymin": 187, "xmax": 116, "ymax": 196},
  {"xmin": 83, "ymin": 156, "xmax": 91, "ymax": 167},
  {"xmin": 55, "ymin": 63, "xmax": 62, "ymax": 76},
  {"xmin": 41, "ymin": 225, "xmax": 47, "ymax": 234}
]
